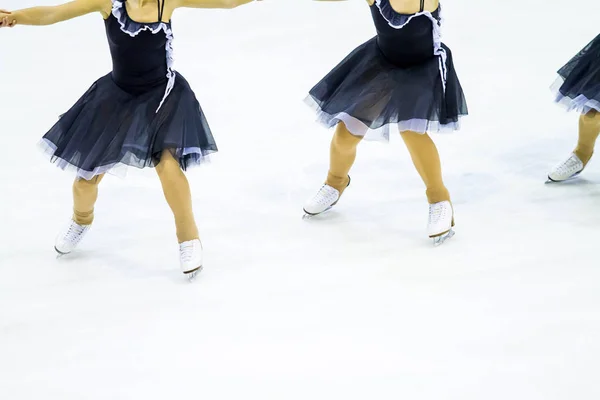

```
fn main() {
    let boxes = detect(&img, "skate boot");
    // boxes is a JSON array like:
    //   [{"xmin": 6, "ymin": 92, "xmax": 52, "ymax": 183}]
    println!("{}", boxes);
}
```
[
  {"xmin": 428, "ymin": 201, "xmax": 455, "ymax": 246},
  {"xmin": 303, "ymin": 176, "xmax": 351, "ymax": 218},
  {"xmin": 180, "ymin": 239, "xmax": 203, "ymax": 280},
  {"xmin": 547, "ymin": 153, "xmax": 585, "ymax": 183},
  {"xmin": 54, "ymin": 220, "xmax": 91, "ymax": 256}
]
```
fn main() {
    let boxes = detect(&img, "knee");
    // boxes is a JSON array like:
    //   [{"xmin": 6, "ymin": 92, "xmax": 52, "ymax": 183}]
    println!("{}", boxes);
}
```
[
  {"xmin": 400, "ymin": 130, "xmax": 433, "ymax": 147},
  {"xmin": 581, "ymin": 110, "xmax": 600, "ymax": 126},
  {"xmin": 156, "ymin": 151, "xmax": 182, "ymax": 177},
  {"xmin": 400, "ymin": 130, "xmax": 417, "ymax": 140},
  {"xmin": 332, "ymin": 125, "xmax": 362, "ymax": 151},
  {"xmin": 400, "ymin": 130, "xmax": 426, "ymax": 139},
  {"xmin": 73, "ymin": 177, "xmax": 99, "ymax": 194}
]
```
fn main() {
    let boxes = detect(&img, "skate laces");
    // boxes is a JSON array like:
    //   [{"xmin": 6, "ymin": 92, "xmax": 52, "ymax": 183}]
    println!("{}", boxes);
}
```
[
  {"xmin": 63, "ymin": 222, "xmax": 87, "ymax": 244},
  {"xmin": 179, "ymin": 240, "xmax": 198, "ymax": 263},
  {"xmin": 554, "ymin": 154, "xmax": 583, "ymax": 175},
  {"xmin": 312, "ymin": 185, "xmax": 339, "ymax": 206},
  {"xmin": 428, "ymin": 202, "xmax": 448, "ymax": 224}
]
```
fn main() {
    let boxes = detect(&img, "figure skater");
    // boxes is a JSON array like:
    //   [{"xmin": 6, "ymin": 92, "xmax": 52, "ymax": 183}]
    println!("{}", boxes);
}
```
[
  {"xmin": 0, "ymin": 0, "xmax": 259, "ymax": 278},
  {"xmin": 547, "ymin": 34, "xmax": 600, "ymax": 183},
  {"xmin": 303, "ymin": 0, "xmax": 467, "ymax": 245}
]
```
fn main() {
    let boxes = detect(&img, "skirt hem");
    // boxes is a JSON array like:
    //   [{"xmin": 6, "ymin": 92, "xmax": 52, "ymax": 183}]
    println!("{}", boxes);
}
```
[
  {"xmin": 38, "ymin": 138, "xmax": 214, "ymax": 180},
  {"xmin": 551, "ymin": 76, "xmax": 600, "ymax": 114},
  {"xmin": 304, "ymin": 95, "xmax": 463, "ymax": 141}
]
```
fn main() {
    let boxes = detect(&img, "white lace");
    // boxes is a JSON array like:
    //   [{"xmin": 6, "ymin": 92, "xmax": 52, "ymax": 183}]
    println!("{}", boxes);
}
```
[
  {"xmin": 428, "ymin": 202, "xmax": 449, "ymax": 226},
  {"xmin": 180, "ymin": 242, "xmax": 194, "ymax": 263},
  {"xmin": 62, "ymin": 222, "xmax": 88, "ymax": 245},
  {"xmin": 179, "ymin": 240, "xmax": 200, "ymax": 263},
  {"xmin": 310, "ymin": 185, "xmax": 339, "ymax": 207},
  {"xmin": 550, "ymin": 154, "xmax": 584, "ymax": 179}
]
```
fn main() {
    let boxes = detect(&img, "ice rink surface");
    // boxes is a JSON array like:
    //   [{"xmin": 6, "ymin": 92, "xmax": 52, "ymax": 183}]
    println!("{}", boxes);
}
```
[{"xmin": 1, "ymin": 0, "xmax": 599, "ymax": 398}]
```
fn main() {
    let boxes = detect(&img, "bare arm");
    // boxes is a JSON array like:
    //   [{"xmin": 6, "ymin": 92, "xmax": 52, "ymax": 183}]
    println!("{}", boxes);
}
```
[
  {"xmin": 0, "ymin": 0, "xmax": 108, "ymax": 27},
  {"xmin": 174, "ymin": 0, "xmax": 257, "ymax": 10}
]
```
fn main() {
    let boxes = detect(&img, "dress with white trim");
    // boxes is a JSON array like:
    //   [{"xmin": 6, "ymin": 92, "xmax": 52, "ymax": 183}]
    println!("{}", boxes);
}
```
[
  {"xmin": 306, "ymin": 0, "xmax": 468, "ymax": 141},
  {"xmin": 40, "ymin": 0, "xmax": 216, "ymax": 180},
  {"xmin": 551, "ymin": 33, "xmax": 600, "ymax": 115}
]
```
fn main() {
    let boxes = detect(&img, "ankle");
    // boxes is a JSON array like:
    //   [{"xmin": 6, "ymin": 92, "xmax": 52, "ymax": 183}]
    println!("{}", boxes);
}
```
[
  {"xmin": 72, "ymin": 210, "xmax": 94, "ymax": 226},
  {"xmin": 426, "ymin": 187, "xmax": 451, "ymax": 204},
  {"xmin": 177, "ymin": 232, "xmax": 200, "ymax": 244},
  {"xmin": 325, "ymin": 172, "xmax": 350, "ymax": 194},
  {"xmin": 574, "ymin": 148, "xmax": 593, "ymax": 166}
]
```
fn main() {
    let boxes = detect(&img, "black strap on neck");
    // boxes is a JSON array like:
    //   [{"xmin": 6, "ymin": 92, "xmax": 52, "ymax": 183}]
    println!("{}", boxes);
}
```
[
  {"xmin": 158, "ymin": 0, "xmax": 166, "ymax": 22},
  {"xmin": 420, "ymin": 0, "xmax": 425, "ymax": 12}
]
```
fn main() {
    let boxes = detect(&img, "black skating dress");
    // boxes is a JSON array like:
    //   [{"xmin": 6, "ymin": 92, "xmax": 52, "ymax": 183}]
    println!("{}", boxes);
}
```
[
  {"xmin": 552, "ymin": 34, "xmax": 600, "ymax": 114},
  {"xmin": 306, "ymin": 0, "xmax": 468, "ymax": 141},
  {"xmin": 40, "ymin": 0, "xmax": 217, "ymax": 180}
]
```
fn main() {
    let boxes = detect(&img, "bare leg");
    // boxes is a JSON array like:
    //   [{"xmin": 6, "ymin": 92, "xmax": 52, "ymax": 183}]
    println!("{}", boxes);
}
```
[
  {"xmin": 155, "ymin": 150, "xmax": 199, "ymax": 243},
  {"xmin": 326, "ymin": 122, "xmax": 364, "ymax": 194},
  {"xmin": 72, "ymin": 174, "xmax": 105, "ymax": 225},
  {"xmin": 574, "ymin": 110, "xmax": 600, "ymax": 166},
  {"xmin": 400, "ymin": 130, "xmax": 450, "ymax": 204}
]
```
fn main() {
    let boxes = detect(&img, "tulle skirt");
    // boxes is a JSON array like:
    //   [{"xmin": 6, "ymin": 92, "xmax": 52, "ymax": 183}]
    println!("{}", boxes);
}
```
[
  {"xmin": 552, "ymin": 33, "xmax": 600, "ymax": 114},
  {"xmin": 40, "ymin": 72, "xmax": 217, "ymax": 180},
  {"xmin": 305, "ymin": 37, "xmax": 468, "ymax": 141}
]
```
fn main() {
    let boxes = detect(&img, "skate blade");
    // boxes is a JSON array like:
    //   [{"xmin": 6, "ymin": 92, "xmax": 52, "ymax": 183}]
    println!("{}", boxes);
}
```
[
  {"xmin": 545, "ymin": 172, "xmax": 582, "ymax": 184},
  {"xmin": 432, "ymin": 229, "xmax": 455, "ymax": 247},
  {"xmin": 302, "ymin": 206, "xmax": 332, "ymax": 220},
  {"xmin": 54, "ymin": 247, "xmax": 69, "ymax": 258},
  {"xmin": 184, "ymin": 265, "xmax": 203, "ymax": 282}
]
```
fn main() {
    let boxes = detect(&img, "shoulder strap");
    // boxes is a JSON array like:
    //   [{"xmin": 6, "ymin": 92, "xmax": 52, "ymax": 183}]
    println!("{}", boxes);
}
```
[
  {"xmin": 158, "ymin": 0, "xmax": 166, "ymax": 22},
  {"xmin": 420, "ymin": 0, "xmax": 425, "ymax": 12}
]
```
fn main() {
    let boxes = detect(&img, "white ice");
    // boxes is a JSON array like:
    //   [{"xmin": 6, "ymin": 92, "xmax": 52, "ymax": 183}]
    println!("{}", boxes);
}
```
[{"xmin": 1, "ymin": 0, "xmax": 600, "ymax": 399}]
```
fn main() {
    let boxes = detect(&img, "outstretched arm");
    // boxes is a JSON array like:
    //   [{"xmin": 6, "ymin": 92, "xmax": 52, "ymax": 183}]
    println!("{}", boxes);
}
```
[
  {"xmin": 174, "ymin": 0, "xmax": 258, "ymax": 9},
  {"xmin": 0, "ymin": 0, "xmax": 108, "ymax": 27}
]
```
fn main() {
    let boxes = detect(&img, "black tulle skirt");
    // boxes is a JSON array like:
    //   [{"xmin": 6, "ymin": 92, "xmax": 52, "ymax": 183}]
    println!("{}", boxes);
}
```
[
  {"xmin": 305, "ymin": 37, "xmax": 468, "ymax": 141},
  {"xmin": 40, "ymin": 72, "xmax": 217, "ymax": 180},
  {"xmin": 552, "ymin": 33, "xmax": 600, "ymax": 114}
]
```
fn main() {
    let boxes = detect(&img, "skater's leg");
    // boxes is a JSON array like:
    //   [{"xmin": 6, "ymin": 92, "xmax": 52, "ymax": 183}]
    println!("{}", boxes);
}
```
[
  {"xmin": 303, "ymin": 123, "xmax": 363, "ymax": 215},
  {"xmin": 155, "ymin": 150, "xmax": 199, "ymax": 243},
  {"xmin": 72, "ymin": 174, "xmax": 105, "ymax": 225},
  {"xmin": 327, "ymin": 122, "xmax": 363, "ymax": 194},
  {"xmin": 400, "ymin": 130, "xmax": 450, "ymax": 204},
  {"xmin": 56, "ymin": 174, "xmax": 104, "ymax": 254},
  {"xmin": 574, "ymin": 110, "xmax": 600, "ymax": 166}
]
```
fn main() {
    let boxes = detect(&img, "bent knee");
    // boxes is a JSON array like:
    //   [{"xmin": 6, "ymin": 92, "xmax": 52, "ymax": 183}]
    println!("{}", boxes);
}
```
[
  {"xmin": 156, "ymin": 150, "xmax": 182, "ymax": 174},
  {"xmin": 400, "ymin": 130, "xmax": 431, "ymax": 142},
  {"xmin": 73, "ymin": 176, "xmax": 101, "ymax": 191},
  {"xmin": 333, "ymin": 124, "xmax": 363, "ymax": 148},
  {"xmin": 582, "ymin": 110, "xmax": 600, "ymax": 124}
]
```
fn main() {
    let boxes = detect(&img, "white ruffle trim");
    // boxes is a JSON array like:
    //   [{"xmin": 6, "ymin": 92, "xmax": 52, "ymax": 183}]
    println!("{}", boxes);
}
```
[
  {"xmin": 112, "ymin": 0, "xmax": 175, "ymax": 113},
  {"xmin": 551, "ymin": 76, "xmax": 600, "ymax": 114},
  {"xmin": 374, "ymin": 0, "xmax": 447, "ymax": 92},
  {"xmin": 304, "ymin": 96, "xmax": 461, "ymax": 142},
  {"xmin": 39, "ymin": 139, "xmax": 208, "ymax": 180}
]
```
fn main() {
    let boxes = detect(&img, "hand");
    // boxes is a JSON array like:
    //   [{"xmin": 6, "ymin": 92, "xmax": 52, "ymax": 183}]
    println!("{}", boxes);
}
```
[{"xmin": 0, "ymin": 9, "xmax": 16, "ymax": 27}]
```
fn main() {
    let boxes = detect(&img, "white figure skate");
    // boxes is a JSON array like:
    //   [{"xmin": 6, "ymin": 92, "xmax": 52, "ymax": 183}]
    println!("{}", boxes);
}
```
[
  {"xmin": 54, "ymin": 220, "xmax": 91, "ymax": 256},
  {"xmin": 303, "ymin": 177, "xmax": 350, "ymax": 219},
  {"xmin": 428, "ymin": 201, "xmax": 455, "ymax": 246},
  {"xmin": 180, "ymin": 239, "xmax": 203, "ymax": 280},
  {"xmin": 547, "ymin": 153, "xmax": 585, "ymax": 183}
]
